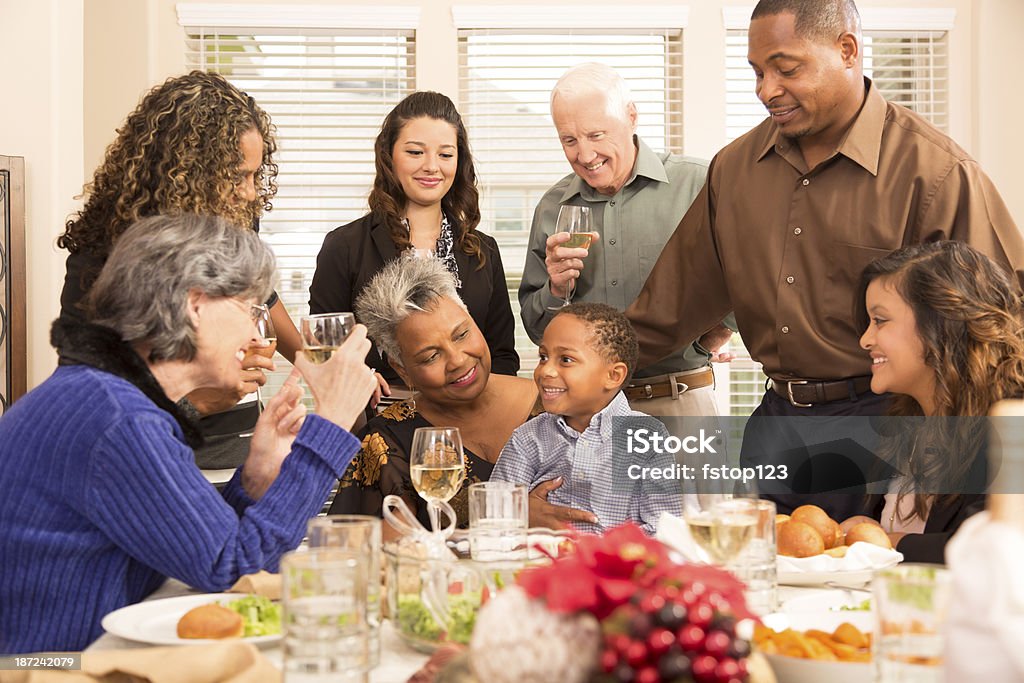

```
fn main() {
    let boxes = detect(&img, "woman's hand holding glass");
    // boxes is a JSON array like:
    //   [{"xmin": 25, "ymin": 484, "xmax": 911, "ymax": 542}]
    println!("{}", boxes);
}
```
[{"xmin": 294, "ymin": 322, "xmax": 377, "ymax": 432}]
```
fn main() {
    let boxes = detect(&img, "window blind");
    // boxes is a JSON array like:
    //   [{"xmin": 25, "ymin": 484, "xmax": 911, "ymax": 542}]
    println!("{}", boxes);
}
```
[
  {"xmin": 458, "ymin": 28, "xmax": 684, "ymax": 374},
  {"xmin": 183, "ymin": 26, "xmax": 415, "ymax": 398}
]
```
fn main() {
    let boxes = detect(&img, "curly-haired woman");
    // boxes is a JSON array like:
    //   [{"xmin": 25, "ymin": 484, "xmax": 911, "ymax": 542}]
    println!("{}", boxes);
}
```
[
  {"xmin": 58, "ymin": 70, "xmax": 297, "ymax": 469},
  {"xmin": 309, "ymin": 91, "xmax": 519, "ymax": 386},
  {"xmin": 851, "ymin": 241, "xmax": 1024, "ymax": 562}
]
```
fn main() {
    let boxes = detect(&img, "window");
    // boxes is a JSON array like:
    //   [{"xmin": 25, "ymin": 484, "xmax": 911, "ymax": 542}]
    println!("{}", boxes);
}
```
[
  {"xmin": 720, "ymin": 6, "xmax": 954, "ymax": 415},
  {"xmin": 178, "ymin": 5, "xmax": 417, "ymax": 399},
  {"xmin": 455, "ymin": 6, "xmax": 687, "ymax": 374}
]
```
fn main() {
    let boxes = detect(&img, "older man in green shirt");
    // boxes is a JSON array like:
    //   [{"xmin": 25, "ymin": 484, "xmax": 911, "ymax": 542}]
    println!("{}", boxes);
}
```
[{"xmin": 519, "ymin": 62, "xmax": 732, "ymax": 417}]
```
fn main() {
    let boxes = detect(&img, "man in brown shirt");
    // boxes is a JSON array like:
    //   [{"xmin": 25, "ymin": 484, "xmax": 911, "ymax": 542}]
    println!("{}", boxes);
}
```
[{"xmin": 626, "ymin": 0, "xmax": 1023, "ymax": 517}]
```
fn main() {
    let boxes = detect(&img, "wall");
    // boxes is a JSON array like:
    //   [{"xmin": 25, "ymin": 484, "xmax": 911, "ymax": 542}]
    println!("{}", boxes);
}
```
[
  {"xmin": 973, "ymin": 0, "xmax": 1024, "ymax": 225},
  {"xmin": 0, "ymin": 0, "xmax": 84, "ymax": 389}
]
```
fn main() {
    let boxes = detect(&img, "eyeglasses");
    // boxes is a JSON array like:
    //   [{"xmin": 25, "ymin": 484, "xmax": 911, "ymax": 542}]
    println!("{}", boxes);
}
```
[{"xmin": 227, "ymin": 298, "xmax": 267, "ymax": 322}]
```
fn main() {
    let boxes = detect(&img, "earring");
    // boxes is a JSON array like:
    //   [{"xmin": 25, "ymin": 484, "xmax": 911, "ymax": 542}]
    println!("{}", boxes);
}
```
[{"xmin": 408, "ymin": 389, "xmax": 416, "ymax": 413}]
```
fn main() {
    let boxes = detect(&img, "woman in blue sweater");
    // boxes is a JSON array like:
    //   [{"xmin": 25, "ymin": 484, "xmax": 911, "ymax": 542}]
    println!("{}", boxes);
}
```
[{"xmin": 0, "ymin": 214, "xmax": 376, "ymax": 653}]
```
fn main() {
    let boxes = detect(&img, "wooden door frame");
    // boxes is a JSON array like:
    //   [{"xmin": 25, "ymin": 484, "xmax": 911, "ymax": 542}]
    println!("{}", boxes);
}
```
[{"xmin": 0, "ymin": 155, "xmax": 27, "ymax": 409}]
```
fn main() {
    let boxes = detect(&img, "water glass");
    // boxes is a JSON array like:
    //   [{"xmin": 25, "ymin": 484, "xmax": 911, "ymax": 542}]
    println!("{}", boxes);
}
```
[
  {"xmin": 723, "ymin": 499, "xmax": 777, "ymax": 615},
  {"xmin": 282, "ymin": 549, "xmax": 370, "ymax": 682},
  {"xmin": 873, "ymin": 563, "xmax": 951, "ymax": 682},
  {"xmin": 307, "ymin": 515, "xmax": 382, "ymax": 668},
  {"xmin": 468, "ymin": 482, "xmax": 528, "ymax": 561}
]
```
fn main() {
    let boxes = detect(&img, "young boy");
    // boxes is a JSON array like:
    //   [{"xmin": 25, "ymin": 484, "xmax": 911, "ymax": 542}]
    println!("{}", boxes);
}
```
[{"xmin": 491, "ymin": 302, "xmax": 681, "ymax": 535}]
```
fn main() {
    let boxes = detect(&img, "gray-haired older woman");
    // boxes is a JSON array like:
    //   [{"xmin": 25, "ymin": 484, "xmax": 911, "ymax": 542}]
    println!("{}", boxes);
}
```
[
  {"xmin": 328, "ymin": 257, "xmax": 542, "ymax": 536},
  {"xmin": 0, "ymin": 214, "xmax": 376, "ymax": 654}
]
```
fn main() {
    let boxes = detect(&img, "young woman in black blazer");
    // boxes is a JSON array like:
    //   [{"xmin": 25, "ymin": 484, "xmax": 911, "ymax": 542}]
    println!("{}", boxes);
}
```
[{"xmin": 309, "ymin": 92, "xmax": 519, "ymax": 385}]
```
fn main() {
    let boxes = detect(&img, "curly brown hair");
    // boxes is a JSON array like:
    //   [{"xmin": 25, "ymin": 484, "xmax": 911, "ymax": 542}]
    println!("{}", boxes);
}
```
[
  {"xmin": 858, "ymin": 240, "xmax": 1024, "ymax": 519},
  {"xmin": 556, "ymin": 302, "xmax": 639, "ymax": 385},
  {"xmin": 58, "ymin": 70, "xmax": 278, "ymax": 257},
  {"xmin": 368, "ymin": 91, "xmax": 484, "ymax": 267}
]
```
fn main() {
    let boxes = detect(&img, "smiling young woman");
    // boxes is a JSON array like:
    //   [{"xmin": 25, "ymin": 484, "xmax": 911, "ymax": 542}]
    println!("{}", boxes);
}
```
[{"xmin": 309, "ymin": 91, "xmax": 519, "ymax": 386}]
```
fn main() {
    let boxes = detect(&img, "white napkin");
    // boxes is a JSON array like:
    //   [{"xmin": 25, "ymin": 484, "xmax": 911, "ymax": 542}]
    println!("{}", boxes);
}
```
[
  {"xmin": 945, "ymin": 511, "xmax": 1024, "ymax": 680},
  {"xmin": 777, "ymin": 541, "xmax": 902, "ymax": 573},
  {"xmin": 656, "ymin": 512, "xmax": 705, "ymax": 562}
]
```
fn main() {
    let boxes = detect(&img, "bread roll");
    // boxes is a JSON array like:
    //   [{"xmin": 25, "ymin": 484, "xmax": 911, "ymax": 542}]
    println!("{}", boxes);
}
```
[
  {"xmin": 775, "ymin": 514, "xmax": 791, "ymax": 525},
  {"xmin": 839, "ymin": 515, "xmax": 880, "ymax": 535},
  {"xmin": 777, "ymin": 520, "xmax": 825, "ymax": 558},
  {"xmin": 824, "ymin": 545, "xmax": 849, "ymax": 558},
  {"xmin": 177, "ymin": 603, "xmax": 244, "ymax": 639},
  {"xmin": 791, "ymin": 505, "xmax": 838, "ymax": 548},
  {"xmin": 845, "ymin": 522, "xmax": 893, "ymax": 550}
]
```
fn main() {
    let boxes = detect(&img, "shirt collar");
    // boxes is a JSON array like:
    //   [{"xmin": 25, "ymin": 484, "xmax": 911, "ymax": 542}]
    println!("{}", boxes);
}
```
[
  {"xmin": 554, "ymin": 391, "xmax": 633, "ymax": 441},
  {"xmin": 756, "ymin": 77, "xmax": 885, "ymax": 176},
  {"xmin": 559, "ymin": 136, "xmax": 669, "ymax": 204}
]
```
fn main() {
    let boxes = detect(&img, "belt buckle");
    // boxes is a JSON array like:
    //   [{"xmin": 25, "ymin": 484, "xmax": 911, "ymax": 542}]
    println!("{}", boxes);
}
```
[
  {"xmin": 786, "ymin": 380, "xmax": 813, "ymax": 408},
  {"xmin": 670, "ymin": 376, "xmax": 689, "ymax": 399}
]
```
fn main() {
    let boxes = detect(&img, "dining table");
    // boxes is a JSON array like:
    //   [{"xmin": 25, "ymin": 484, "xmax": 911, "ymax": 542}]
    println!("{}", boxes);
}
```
[{"xmin": 85, "ymin": 576, "xmax": 849, "ymax": 682}]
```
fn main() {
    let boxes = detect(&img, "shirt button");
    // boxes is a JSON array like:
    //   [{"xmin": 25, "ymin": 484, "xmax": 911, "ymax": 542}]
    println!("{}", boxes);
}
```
[
  {"xmin": 610, "ymin": 200, "xmax": 616, "ymax": 206},
  {"xmin": 801, "ymin": 178, "xmax": 810, "ymax": 186},
  {"xmin": 611, "ymin": 280, "xmax": 618, "ymax": 286},
  {"xmin": 793, "ymin": 227, "xmax": 802, "ymax": 235},
  {"xmin": 781, "ymin": 326, "xmax": 790, "ymax": 334},
  {"xmin": 609, "ymin": 238, "xmax": 616, "ymax": 245},
  {"xmin": 786, "ymin": 276, "xmax": 795, "ymax": 284}
]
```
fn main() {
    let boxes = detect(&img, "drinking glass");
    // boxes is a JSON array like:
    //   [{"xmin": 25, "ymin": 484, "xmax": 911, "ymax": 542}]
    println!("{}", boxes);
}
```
[
  {"xmin": 468, "ymin": 481, "xmax": 528, "ymax": 561},
  {"xmin": 409, "ymin": 427, "xmax": 466, "ymax": 533},
  {"xmin": 873, "ymin": 563, "xmax": 951, "ymax": 682},
  {"xmin": 282, "ymin": 549, "xmax": 370, "ymax": 682},
  {"xmin": 307, "ymin": 516, "xmax": 382, "ymax": 668},
  {"xmin": 238, "ymin": 304, "xmax": 275, "ymax": 438},
  {"xmin": 548, "ymin": 204, "xmax": 593, "ymax": 310},
  {"xmin": 406, "ymin": 248, "xmax": 436, "ymax": 260},
  {"xmin": 300, "ymin": 313, "xmax": 355, "ymax": 365},
  {"xmin": 725, "ymin": 499, "xmax": 778, "ymax": 615},
  {"xmin": 683, "ymin": 475, "xmax": 758, "ymax": 566}
]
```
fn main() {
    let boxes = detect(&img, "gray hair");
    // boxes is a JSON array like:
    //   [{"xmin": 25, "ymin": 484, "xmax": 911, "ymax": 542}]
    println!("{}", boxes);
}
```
[
  {"xmin": 355, "ymin": 256, "xmax": 465, "ymax": 367},
  {"xmin": 88, "ymin": 214, "xmax": 276, "ymax": 362},
  {"xmin": 550, "ymin": 62, "xmax": 634, "ymax": 121}
]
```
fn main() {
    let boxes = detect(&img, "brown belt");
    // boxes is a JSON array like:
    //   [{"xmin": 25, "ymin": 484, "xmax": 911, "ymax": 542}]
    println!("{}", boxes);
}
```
[
  {"xmin": 624, "ymin": 367, "xmax": 715, "ymax": 401},
  {"xmin": 770, "ymin": 376, "xmax": 873, "ymax": 407}
]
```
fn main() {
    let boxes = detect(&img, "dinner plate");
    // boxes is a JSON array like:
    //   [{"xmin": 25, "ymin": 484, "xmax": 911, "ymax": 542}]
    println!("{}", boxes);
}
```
[
  {"xmin": 101, "ymin": 594, "xmax": 281, "ymax": 647},
  {"xmin": 778, "ymin": 568, "xmax": 877, "ymax": 587}
]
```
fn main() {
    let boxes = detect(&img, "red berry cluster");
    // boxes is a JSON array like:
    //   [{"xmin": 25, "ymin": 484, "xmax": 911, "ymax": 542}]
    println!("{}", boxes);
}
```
[{"xmin": 593, "ymin": 581, "xmax": 751, "ymax": 683}]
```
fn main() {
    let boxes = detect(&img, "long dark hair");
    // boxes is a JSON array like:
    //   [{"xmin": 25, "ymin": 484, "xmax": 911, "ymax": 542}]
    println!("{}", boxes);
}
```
[
  {"xmin": 858, "ymin": 241, "xmax": 1024, "ymax": 520},
  {"xmin": 368, "ymin": 91, "xmax": 484, "ymax": 267}
]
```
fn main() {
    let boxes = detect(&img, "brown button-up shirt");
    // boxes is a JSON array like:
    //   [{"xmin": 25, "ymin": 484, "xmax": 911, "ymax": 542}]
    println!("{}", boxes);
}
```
[{"xmin": 627, "ymin": 79, "xmax": 1023, "ymax": 382}]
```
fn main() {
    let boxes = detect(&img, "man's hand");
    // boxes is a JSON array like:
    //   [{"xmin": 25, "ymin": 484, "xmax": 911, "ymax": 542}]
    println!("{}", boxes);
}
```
[
  {"xmin": 698, "ymin": 323, "xmax": 735, "ymax": 363},
  {"xmin": 528, "ymin": 477, "xmax": 598, "ymax": 528},
  {"xmin": 544, "ymin": 232, "xmax": 599, "ymax": 299}
]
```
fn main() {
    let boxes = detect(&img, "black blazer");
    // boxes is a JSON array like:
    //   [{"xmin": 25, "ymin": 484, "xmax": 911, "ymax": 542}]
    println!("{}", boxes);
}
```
[
  {"xmin": 308, "ymin": 213, "xmax": 520, "ymax": 383},
  {"xmin": 868, "ymin": 438, "xmax": 988, "ymax": 565}
]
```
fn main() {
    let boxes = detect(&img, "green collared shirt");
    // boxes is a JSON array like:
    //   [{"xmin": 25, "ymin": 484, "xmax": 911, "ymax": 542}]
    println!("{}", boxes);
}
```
[{"xmin": 519, "ymin": 137, "xmax": 714, "ymax": 378}]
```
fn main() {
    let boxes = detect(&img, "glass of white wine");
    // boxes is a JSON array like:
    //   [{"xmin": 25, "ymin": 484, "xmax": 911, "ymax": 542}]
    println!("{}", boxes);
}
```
[
  {"xmin": 549, "ymin": 204, "xmax": 593, "ymax": 310},
  {"xmin": 299, "ymin": 312, "xmax": 354, "ymax": 364},
  {"xmin": 409, "ymin": 427, "xmax": 466, "ymax": 534},
  {"xmin": 684, "ymin": 488, "xmax": 758, "ymax": 566}
]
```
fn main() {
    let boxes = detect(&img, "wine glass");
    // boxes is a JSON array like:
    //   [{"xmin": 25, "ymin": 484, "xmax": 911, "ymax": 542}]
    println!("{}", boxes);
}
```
[
  {"xmin": 238, "ymin": 304, "xmax": 275, "ymax": 437},
  {"xmin": 406, "ymin": 247, "xmax": 436, "ymax": 260},
  {"xmin": 683, "ymin": 475, "xmax": 759, "ymax": 566},
  {"xmin": 409, "ymin": 427, "xmax": 466, "ymax": 534},
  {"xmin": 299, "ymin": 312, "xmax": 355, "ymax": 364},
  {"xmin": 548, "ymin": 204, "xmax": 593, "ymax": 310}
]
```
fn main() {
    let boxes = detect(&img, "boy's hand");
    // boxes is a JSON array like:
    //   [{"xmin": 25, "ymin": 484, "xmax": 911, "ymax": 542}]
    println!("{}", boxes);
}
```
[{"xmin": 528, "ymin": 477, "xmax": 598, "ymax": 528}]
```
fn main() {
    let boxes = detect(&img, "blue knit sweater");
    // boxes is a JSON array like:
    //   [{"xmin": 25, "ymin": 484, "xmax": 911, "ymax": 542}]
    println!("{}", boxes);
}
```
[{"xmin": 0, "ymin": 364, "xmax": 358, "ymax": 653}]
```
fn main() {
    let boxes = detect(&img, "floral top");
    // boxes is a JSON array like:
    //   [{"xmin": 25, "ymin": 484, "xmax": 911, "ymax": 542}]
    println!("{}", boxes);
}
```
[{"xmin": 329, "ymin": 399, "xmax": 494, "ymax": 528}]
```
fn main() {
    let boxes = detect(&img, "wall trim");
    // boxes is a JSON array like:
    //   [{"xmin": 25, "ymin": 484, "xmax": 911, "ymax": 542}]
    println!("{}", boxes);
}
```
[
  {"xmin": 722, "ymin": 6, "xmax": 956, "ymax": 32},
  {"xmin": 452, "ymin": 5, "xmax": 689, "ymax": 30},
  {"xmin": 176, "ymin": 3, "xmax": 421, "ymax": 29}
]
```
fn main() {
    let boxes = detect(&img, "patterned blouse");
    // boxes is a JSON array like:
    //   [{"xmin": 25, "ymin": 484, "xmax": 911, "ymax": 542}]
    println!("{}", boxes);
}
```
[{"xmin": 328, "ymin": 399, "xmax": 496, "ymax": 529}]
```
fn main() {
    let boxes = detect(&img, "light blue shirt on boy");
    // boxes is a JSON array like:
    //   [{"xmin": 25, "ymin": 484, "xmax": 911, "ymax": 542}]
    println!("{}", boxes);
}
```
[{"xmin": 491, "ymin": 392, "xmax": 682, "ymax": 535}]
